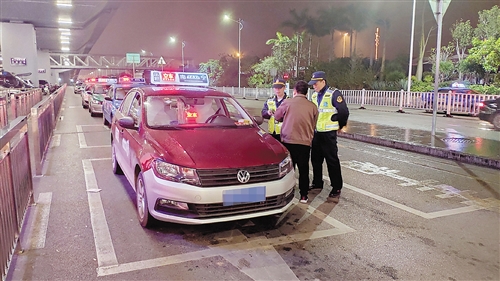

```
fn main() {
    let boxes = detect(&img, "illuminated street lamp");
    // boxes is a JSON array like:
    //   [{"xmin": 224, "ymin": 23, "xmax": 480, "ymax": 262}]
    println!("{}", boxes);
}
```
[
  {"xmin": 343, "ymin": 33, "xmax": 348, "ymax": 58},
  {"xmin": 223, "ymin": 15, "xmax": 243, "ymax": 93},
  {"xmin": 170, "ymin": 37, "xmax": 186, "ymax": 72}
]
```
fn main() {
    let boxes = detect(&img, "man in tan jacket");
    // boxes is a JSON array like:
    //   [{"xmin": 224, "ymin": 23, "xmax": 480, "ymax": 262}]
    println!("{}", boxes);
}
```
[{"xmin": 274, "ymin": 80, "xmax": 319, "ymax": 204}]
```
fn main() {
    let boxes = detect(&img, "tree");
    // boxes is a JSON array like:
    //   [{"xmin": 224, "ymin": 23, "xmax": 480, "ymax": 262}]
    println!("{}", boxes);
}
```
[
  {"xmin": 376, "ymin": 18, "xmax": 391, "ymax": 80},
  {"xmin": 475, "ymin": 5, "xmax": 500, "ymax": 40},
  {"xmin": 450, "ymin": 19, "xmax": 473, "ymax": 80},
  {"xmin": 282, "ymin": 9, "xmax": 309, "ymax": 77},
  {"xmin": 416, "ymin": 6, "xmax": 435, "ymax": 81},
  {"xmin": 465, "ymin": 37, "xmax": 500, "ymax": 73},
  {"xmin": 318, "ymin": 6, "xmax": 343, "ymax": 61},
  {"xmin": 342, "ymin": 4, "xmax": 370, "ymax": 57},
  {"xmin": 198, "ymin": 59, "xmax": 223, "ymax": 85},
  {"xmin": 429, "ymin": 43, "xmax": 456, "ymax": 82},
  {"xmin": 265, "ymin": 32, "xmax": 297, "ymax": 76}
]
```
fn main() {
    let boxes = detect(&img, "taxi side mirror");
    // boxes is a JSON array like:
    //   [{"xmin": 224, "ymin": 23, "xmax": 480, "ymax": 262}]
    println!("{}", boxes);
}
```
[
  {"xmin": 104, "ymin": 96, "xmax": 112, "ymax": 101},
  {"xmin": 118, "ymin": 116, "xmax": 137, "ymax": 129},
  {"xmin": 253, "ymin": 116, "xmax": 263, "ymax": 125}
]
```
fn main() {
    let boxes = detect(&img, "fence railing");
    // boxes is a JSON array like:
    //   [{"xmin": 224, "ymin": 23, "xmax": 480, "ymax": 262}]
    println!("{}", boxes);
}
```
[
  {"xmin": 215, "ymin": 87, "xmax": 500, "ymax": 116},
  {"xmin": 0, "ymin": 85, "xmax": 66, "ymax": 281},
  {"xmin": 0, "ymin": 88, "xmax": 43, "ymax": 130}
]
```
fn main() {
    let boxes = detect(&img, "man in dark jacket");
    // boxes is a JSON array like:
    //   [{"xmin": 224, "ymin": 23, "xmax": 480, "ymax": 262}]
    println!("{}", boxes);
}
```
[{"xmin": 308, "ymin": 71, "xmax": 349, "ymax": 198}]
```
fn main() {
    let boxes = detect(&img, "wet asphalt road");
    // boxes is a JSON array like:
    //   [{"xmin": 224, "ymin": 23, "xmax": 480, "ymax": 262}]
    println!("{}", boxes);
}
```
[{"xmin": 7, "ymin": 87, "xmax": 499, "ymax": 281}]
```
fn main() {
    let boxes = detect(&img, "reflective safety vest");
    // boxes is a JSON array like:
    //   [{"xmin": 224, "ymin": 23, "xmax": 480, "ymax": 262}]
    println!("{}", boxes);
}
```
[
  {"xmin": 266, "ymin": 98, "xmax": 283, "ymax": 134},
  {"xmin": 311, "ymin": 89, "xmax": 339, "ymax": 132}
]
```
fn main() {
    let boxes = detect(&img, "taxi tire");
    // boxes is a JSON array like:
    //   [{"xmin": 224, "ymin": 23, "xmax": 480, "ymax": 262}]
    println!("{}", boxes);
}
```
[
  {"xmin": 111, "ymin": 145, "xmax": 123, "ymax": 175},
  {"xmin": 136, "ymin": 172, "xmax": 156, "ymax": 228},
  {"xmin": 104, "ymin": 116, "xmax": 110, "ymax": 126}
]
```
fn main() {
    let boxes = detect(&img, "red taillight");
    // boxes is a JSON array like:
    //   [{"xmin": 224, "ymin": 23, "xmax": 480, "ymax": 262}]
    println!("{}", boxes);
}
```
[{"xmin": 477, "ymin": 102, "xmax": 484, "ymax": 107}]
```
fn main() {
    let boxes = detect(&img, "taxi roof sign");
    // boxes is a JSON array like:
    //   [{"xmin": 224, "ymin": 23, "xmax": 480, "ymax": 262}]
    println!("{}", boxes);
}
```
[
  {"xmin": 97, "ymin": 77, "xmax": 118, "ymax": 84},
  {"xmin": 119, "ymin": 77, "xmax": 145, "ymax": 84},
  {"xmin": 147, "ymin": 71, "xmax": 209, "ymax": 87}
]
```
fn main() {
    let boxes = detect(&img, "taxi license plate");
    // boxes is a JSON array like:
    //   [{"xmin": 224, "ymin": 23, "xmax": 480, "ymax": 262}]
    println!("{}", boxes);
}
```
[{"xmin": 223, "ymin": 186, "xmax": 266, "ymax": 206}]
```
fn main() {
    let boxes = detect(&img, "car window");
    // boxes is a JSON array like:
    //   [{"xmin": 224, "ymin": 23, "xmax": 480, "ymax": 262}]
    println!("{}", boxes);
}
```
[
  {"xmin": 145, "ymin": 95, "xmax": 251, "ymax": 127},
  {"xmin": 129, "ymin": 93, "xmax": 142, "ymax": 126},
  {"xmin": 106, "ymin": 87, "xmax": 113, "ymax": 99},
  {"xmin": 120, "ymin": 90, "xmax": 136, "ymax": 114}
]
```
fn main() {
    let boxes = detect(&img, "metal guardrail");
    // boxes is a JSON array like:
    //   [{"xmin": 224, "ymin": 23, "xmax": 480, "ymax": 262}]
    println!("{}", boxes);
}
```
[
  {"xmin": 0, "ymin": 117, "xmax": 33, "ymax": 281},
  {"xmin": 0, "ymin": 85, "xmax": 66, "ymax": 281},
  {"xmin": 0, "ymin": 89, "xmax": 43, "ymax": 130},
  {"xmin": 215, "ymin": 87, "xmax": 500, "ymax": 116}
]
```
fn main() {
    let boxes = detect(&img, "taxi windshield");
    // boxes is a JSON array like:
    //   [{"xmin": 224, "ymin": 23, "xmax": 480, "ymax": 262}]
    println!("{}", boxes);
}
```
[{"xmin": 145, "ymin": 95, "xmax": 253, "ymax": 128}]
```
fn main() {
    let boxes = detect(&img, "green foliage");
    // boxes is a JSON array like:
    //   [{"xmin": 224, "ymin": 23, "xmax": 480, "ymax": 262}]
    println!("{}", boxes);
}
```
[
  {"xmin": 385, "ymin": 70, "xmax": 405, "ymax": 82},
  {"xmin": 198, "ymin": 59, "xmax": 223, "ymax": 86},
  {"xmin": 410, "ymin": 78, "xmax": 434, "ymax": 92},
  {"xmin": 470, "ymin": 84, "xmax": 500, "ymax": 95},
  {"xmin": 465, "ymin": 37, "xmax": 500, "ymax": 73},
  {"xmin": 475, "ymin": 5, "xmax": 500, "ymax": 40}
]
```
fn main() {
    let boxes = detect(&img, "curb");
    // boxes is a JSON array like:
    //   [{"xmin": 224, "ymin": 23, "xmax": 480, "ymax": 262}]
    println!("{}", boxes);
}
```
[{"xmin": 338, "ymin": 132, "xmax": 500, "ymax": 170}]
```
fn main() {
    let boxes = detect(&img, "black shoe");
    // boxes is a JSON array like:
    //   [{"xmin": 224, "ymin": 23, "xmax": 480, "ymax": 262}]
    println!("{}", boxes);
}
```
[
  {"xmin": 309, "ymin": 184, "xmax": 323, "ymax": 191},
  {"xmin": 329, "ymin": 189, "xmax": 341, "ymax": 198}
]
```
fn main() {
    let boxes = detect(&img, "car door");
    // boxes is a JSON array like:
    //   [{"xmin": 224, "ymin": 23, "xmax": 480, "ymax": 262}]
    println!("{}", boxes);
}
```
[
  {"xmin": 113, "ymin": 91, "xmax": 137, "ymax": 183},
  {"xmin": 103, "ymin": 87, "xmax": 113, "ymax": 122},
  {"xmin": 121, "ymin": 91, "xmax": 144, "ymax": 182}
]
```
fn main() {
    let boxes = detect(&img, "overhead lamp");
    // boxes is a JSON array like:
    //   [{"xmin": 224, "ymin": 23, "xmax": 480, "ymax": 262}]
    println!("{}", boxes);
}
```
[
  {"xmin": 61, "ymin": 46, "xmax": 70, "ymax": 51},
  {"xmin": 60, "ymin": 40, "xmax": 70, "ymax": 44},
  {"xmin": 56, "ymin": 0, "xmax": 73, "ymax": 8},
  {"xmin": 58, "ymin": 17, "xmax": 72, "ymax": 25}
]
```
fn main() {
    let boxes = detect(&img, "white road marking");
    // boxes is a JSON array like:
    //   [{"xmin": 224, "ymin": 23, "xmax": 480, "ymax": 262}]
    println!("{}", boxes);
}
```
[
  {"xmin": 82, "ymin": 159, "xmax": 118, "ymax": 268},
  {"xmin": 29, "ymin": 192, "xmax": 52, "ymax": 249},
  {"xmin": 344, "ymin": 183, "xmax": 483, "ymax": 219},
  {"xmin": 50, "ymin": 134, "xmax": 61, "ymax": 147},
  {"xmin": 97, "ymin": 218, "xmax": 354, "ymax": 277},
  {"xmin": 76, "ymin": 125, "xmax": 87, "ymax": 148},
  {"xmin": 76, "ymin": 125, "xmax": 110, "ymax": 148}
]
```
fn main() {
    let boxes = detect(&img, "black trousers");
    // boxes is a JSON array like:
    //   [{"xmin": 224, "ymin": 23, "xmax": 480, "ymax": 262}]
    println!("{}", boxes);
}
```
[
  {"xmin": 283, "ymin": 143, "xmax": 311, "ymax": 197},
  {"xmin": 271, "ymin": 133, "xmax": 281, "ymax": 142},
  {"xmin": 311, "ymin": 130, "xmax": 343, "ymax": 191}
]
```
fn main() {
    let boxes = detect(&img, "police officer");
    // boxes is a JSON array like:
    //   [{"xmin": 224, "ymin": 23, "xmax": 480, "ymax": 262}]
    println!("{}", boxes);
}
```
[
  {"xmin": 308, "ymin": 71, "xmax": 349, "ymax": 198},
  {"xmin": 262, "ymin": 78, "xmax": 288, "ymax": 141}
]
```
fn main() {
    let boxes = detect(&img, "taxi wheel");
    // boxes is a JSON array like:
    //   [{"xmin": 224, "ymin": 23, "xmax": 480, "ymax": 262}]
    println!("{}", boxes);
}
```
[
  {"xmin": 111, "ymin": 145, "xmax": 123, "ymax": 175},
  {"xmin": 103, "ymin": 116, "xmax": 110, "ymax": 126},
  {"xmin": 136, "ymin": 172, "xmax": 156, "ymax": 228}
]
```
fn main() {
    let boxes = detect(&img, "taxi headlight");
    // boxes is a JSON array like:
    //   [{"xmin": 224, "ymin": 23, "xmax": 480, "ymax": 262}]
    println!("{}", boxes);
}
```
[
  {"xmin": 153, "ymin": 159, "xmax": 201, "ymax": 186},
  {"xmin": 278, "ymin": 154, "xmax": 293, "ymax": 178}
]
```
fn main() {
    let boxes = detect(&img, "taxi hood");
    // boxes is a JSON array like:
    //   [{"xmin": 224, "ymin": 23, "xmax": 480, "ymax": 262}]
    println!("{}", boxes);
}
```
[{"xmin": 146, "ymin": 127, "xmax": 287, "ymax": 169}]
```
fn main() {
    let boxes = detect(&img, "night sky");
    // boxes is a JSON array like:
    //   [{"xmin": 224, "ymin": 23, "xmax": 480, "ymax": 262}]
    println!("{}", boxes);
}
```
[{"xmin": 90, "ymin": 0, "xmax": 498, "ymax": 66}]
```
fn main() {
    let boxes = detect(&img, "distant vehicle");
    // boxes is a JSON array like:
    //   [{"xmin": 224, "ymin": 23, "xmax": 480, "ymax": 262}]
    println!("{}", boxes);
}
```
[
  {"xmin": 0, "ymin": 70, "xmax": 33, "ymax": 89},
  {"xmin": 111, "ymin": 71, "xmax": 295, "ymax": 227},
  {"xmin": 88, "ymin": 79, "xmax": 116, "ymax": 117},
  {"xmin": 102, "ymin": 77, "xmax": 146, "ymax": 126},
  {"xmin": 81, "ymin": 77, "xmax": 115, "ymax": 109},
  {"xmin": 478, "ymin": 97, "xmax": 500, "ymax": 130},
  {"xmin": 422, "ymin": 82, "xmax": 482, "ymax": 116}
]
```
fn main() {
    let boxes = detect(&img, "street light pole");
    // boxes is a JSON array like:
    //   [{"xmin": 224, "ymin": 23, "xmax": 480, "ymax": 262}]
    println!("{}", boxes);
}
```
[
  {"xmin": 237, "ymin": 18, "xmax": 243, "ymax": 93},
  {"xmin": 181, "ymin": 41, "xmax": 186, "ymax": 72},
  {"xmin": 224, "ymin": 15, "xmax": 243, "ymax": 93}
]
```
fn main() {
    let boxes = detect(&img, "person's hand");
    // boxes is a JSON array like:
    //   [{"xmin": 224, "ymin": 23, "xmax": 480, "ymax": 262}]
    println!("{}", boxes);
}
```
[{"xmin": 268, "ymin": 109, "xmax": 274, "ymax": 116}]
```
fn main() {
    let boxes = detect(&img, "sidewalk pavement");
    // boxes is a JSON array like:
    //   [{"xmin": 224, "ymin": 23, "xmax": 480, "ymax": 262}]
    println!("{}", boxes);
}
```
[{"xmin": 237, "ymin": 99, "xmax": 500, "ymax": 170}]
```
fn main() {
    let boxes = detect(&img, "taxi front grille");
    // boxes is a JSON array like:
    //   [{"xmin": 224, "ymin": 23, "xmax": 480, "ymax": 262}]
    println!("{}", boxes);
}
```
[
  {"xmin": 197, "ymin": 164, "xmax": 280, "ymax": 187},
  {"xmin": 193, "ymin": 192, "xmax": 293, "ymax": 218},
  {"xmin": 155, "ymin": 191, "xmax": 294, "ymax": 220}
]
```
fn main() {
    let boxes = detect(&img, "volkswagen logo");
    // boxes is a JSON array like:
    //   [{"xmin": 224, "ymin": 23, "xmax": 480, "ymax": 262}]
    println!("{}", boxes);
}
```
[{"xmin": 237, "ymin": 170, "xmax": 251, "ymax": 184}]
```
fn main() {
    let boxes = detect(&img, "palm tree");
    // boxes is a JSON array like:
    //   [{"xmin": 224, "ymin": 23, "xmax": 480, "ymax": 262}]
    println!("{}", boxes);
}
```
[
  {"xmin": 318, "ymin": 6, "xmax": 343, "ymax": 61},
  {"xmin": 376, "ymin": 18, "xmax": 391, "ymax": 79},
  {"xmin": 343, "ymin": 4, "xmax": 370, "ymax": 57},
  {"xmin": 282, "ymin": 9, "xmax": 309, "ymax": 77}
]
